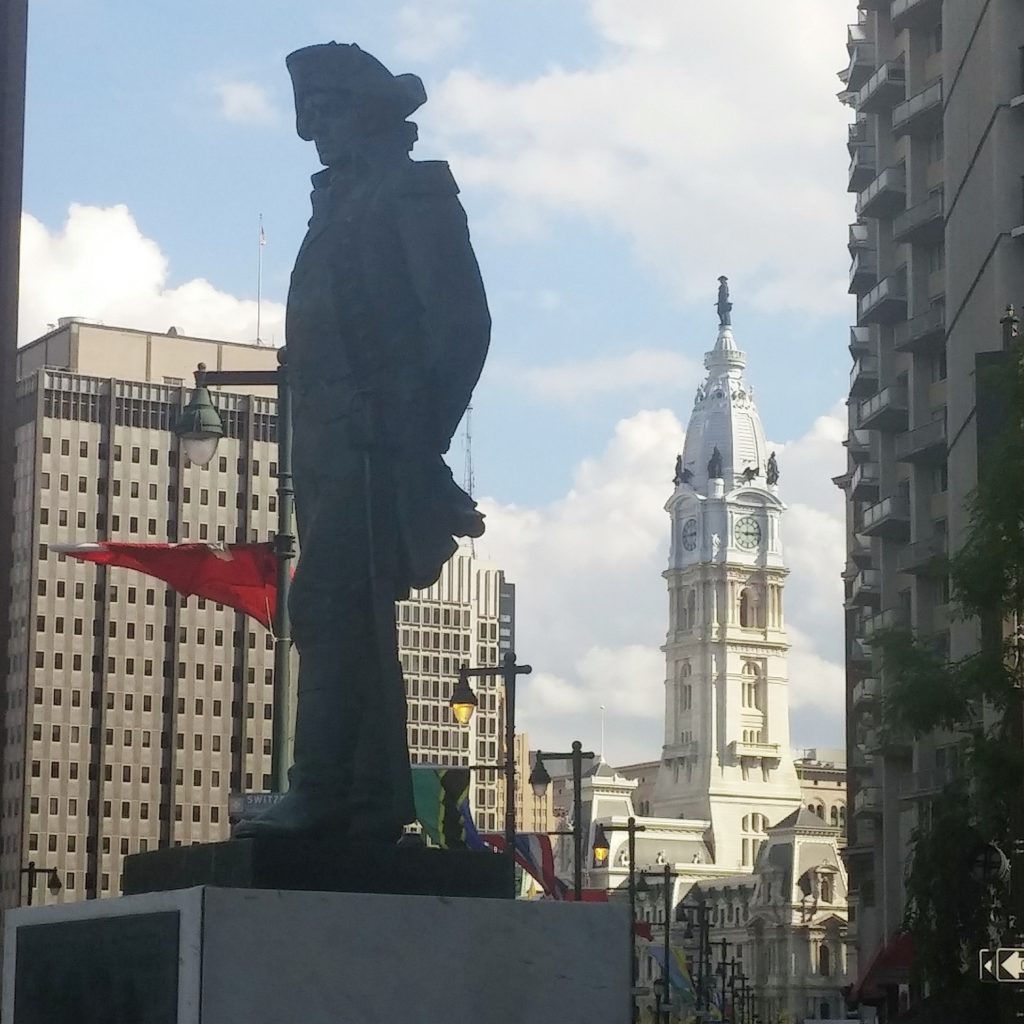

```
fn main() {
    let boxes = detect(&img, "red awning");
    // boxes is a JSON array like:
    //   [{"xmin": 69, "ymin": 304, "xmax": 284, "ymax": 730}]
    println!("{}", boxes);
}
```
[{"xmin": 850, "ymin": 932, "xmax": 914, "ymax": 1004}]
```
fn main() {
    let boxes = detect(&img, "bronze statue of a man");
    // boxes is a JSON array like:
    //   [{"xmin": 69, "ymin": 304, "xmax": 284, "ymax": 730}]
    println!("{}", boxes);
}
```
[{"xmin": 236, "ymin": 43, "xmax": 489, "ymax": 843}]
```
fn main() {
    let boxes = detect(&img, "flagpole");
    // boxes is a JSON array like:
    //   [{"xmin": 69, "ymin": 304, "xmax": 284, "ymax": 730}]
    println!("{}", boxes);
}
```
[{"xmin": 256, "ymin": 213, "xmax": 264, "ymax": 345}]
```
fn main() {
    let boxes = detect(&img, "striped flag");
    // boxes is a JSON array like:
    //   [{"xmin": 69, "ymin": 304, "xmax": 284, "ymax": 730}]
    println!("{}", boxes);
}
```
[{"xmin": 482, "ymin": 833, "xmax": 568, "ymax": 900}]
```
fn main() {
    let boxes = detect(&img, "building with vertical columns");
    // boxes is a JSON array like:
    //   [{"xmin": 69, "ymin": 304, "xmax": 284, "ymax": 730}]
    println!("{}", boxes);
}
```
[
  {"xmin": 3, "ymin": 320, "xmax": 511, "ymax": 909},
  {"xmin": 651, "ymin": 314, "xmax": 802, "ymax": 869},
  {"xmin": 581, "ymin": 301, "xmax": 850, "ymax": 1023},
  {"xmin": 836, "ymin": 3, "xmax": 1024, "ymax": 1015}
]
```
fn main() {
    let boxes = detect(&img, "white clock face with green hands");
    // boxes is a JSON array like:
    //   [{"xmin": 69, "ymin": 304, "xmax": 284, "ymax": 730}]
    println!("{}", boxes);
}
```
[
  {"xmin": 735, "ymin": 516, "xmax": 762, "ymax": 550},
  {"xmin": 681, "ymin": 518, "xmax": 698, "ymax": 551}
]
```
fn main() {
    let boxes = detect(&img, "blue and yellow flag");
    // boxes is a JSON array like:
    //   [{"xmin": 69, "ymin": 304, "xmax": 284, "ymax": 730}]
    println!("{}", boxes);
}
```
[{"xmin": 410, "ymin": 766, "xmax": 482, "ymax": 849}]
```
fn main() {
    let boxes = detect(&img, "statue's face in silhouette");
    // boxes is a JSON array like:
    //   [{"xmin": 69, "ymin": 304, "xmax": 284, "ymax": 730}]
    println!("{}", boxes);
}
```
[{"xmin": 299, "ymin": 91, "xmax": 360, "ymax": 167}]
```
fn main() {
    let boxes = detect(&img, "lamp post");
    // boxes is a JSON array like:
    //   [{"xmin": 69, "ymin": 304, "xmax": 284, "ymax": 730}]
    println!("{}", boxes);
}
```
[
  {"xmin": 449, "ymin": 651, "xmax": 532, "ymax": 890},
  {"xmin": 638, "ymin": 863, "xmax": 677, "ymax": 1019},
  {"xmin": 593, "ymin": 815, "xmax": 647, "ymax": 1022},
  {"xmin": 714, "ymin": 936, "xmax": 732, "ymax": 1018},
  {"xmin": 683, "ymin": 897, "xmax": 713, "ymax": 1014},
  {"xmin": 528, "ymin": 740, "xmax": 595, "ymax": 900},
  {"xmin": 20, "ymin": 861, "xmax": 61, "ymax": 907},
  {"xmin": 174, "ymin": 354, "xmax": 295, "ymax": 792},
  {"xmin": 652, "ymin": 976, "xmax": 665, "ymax": 1023},
  {"xmin": 736, "ymin": 973, "xmax": 748, "ymax": 1024}
]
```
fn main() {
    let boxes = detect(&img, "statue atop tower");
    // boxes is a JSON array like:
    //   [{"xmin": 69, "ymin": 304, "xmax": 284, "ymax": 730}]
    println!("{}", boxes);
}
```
[{"xmin": 716, "ymin": 275, "xmax": 732, "ymax": 327}]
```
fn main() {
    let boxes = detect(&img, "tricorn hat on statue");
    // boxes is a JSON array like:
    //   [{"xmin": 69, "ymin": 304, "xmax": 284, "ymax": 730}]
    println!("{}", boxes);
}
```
[{"xmin": 286, "ymin": 42, "xmax": 426, "ymax": 139}]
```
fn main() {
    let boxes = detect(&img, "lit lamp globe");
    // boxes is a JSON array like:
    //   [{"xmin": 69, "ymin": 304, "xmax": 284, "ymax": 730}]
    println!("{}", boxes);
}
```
[
  {"xmin": 529, "ymin": 755, "xmax": 552, "ymax": 800},
  {"xmin": 174, "ymin": 370, "xmax": 225, "ymax": 468},
  {"xmin": 592, "ymin": 824, "xmax": 610, "ymax": 865},
  {"xmin": 449, "ymin": 669, "xmax": 478, "ymax": 726}
]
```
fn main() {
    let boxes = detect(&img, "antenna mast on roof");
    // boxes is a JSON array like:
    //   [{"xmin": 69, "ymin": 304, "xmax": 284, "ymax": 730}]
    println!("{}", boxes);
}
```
[
  {"xmin": 464, "ymin": 404, "xmax": 475, "ymax": 556},
  {"xmin": 256, "ymin": 214, "xmax": 266, "ymax": 346}
]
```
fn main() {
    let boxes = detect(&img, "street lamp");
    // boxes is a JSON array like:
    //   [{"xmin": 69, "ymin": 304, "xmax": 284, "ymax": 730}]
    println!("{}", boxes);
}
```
[
  {"xmin": 638, "ymin": 864, "xmax": 677, "ymax": 1021},
  {"xmin": 529, "ymin": 740, "xmax": 595, "ymax": 901},
  {"xmin": 682, "ymin": 897, "xmax": 713, "ymax": 1014},
  {"xmin": 20, "ymin": 861, "xmax": 61, "ymax": 907},
  {"xmin": 174, "ymin": 353, "xmax": 295, "ymax": 792},
  {"xmin": 594, "ymin": 815, "xmax": 647, "ymax": 1022},
  {"xmin": 448, "ymin": 651, "xmax": 532, "ymax": 891}
]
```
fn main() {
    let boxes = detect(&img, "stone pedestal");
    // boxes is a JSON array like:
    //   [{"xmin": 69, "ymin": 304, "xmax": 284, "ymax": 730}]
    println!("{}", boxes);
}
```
[
  {"xmin": 123, "ymin": 835, "xmax": 511, "ymax": 899},
  {"xmin": 3, "ymin": 886, "xmax": 630, "ymax": 1024}
]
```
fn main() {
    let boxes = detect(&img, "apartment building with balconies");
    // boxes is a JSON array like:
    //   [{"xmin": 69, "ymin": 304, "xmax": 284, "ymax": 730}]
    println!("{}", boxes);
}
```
[{"xmin": 836, "ymin": 2, "xmax": 1024, "ymax": 1018}]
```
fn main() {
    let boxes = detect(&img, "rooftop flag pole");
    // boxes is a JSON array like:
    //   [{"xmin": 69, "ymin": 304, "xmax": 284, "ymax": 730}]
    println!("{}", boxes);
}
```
[{"xmin": 256, "ymin": 213, "xmax": 266, "ymax": 345}]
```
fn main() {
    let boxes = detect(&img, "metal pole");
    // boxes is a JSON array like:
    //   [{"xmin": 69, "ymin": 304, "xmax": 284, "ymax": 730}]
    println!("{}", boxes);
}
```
[
  {"xmin": 663, "ymin": 863, "xmax": 672, "ymax": 1012},
  {"xmin": 572, "ymin": 740, "xmax": 583, "ymax": 901},
  {"xmin": 503, "ymin": 653, "xmax": 517, "ymax": 885},
  {"xmin": 271, "ymin": 349, "xmax": 295, "ymax": 792},
  {"xmin": 23, "ymin": 861, "xmax": 34, "ymax": 908},
  {"xmin": 0, "ymin": 3, "xmax": 28, "ymax": 829},
  {"xmin": 628, "ymin": 816, "xmax": 638, "ymax": 1020},
  {"xmin": 718, "ymin": 937, "xmax": 730, "ymax": 1017}
]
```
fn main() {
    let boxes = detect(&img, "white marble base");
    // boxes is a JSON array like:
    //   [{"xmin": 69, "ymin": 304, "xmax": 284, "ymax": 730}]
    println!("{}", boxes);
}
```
[{"xmin": 3, "ymin": 886, "xmax": 630, "ymax": 1023}]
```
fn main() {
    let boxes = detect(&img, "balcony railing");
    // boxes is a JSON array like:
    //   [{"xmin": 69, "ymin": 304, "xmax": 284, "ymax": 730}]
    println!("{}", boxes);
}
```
[
  {"xmin": 858, "ymin": 384, "xmax": 909, "ymax": 431},
  {"xmin": 864, "ymin": 606, "xmax": 909, "ymax": 636},
  {"xmin": 857, "ymin": 165, "xmax": 907, "ymax": 219},
  {"xmin": 728, "ymin": 740, "xmax": 782, "ymax": 761},
  {"xmin": 850, "ymin": 637, "xmax": 873, "ymax": 664},
  {"xmin": 850, "ymin": 460, "xmax": 880, "ymax": 500},
  {"xmin": 893, "ymin": 79, "xmax": 943, "ymax": 136},
  {"xmin": 856, "ymin": 60, "xmax": 907, "ymax": 113},
  {"xmin": 896, "ymin": 535, "xmax": 946, "ymax": 575},
  {"xmin": 894, "ymin": 303, "xmax": 945, "ymax": 353},
  {"xmin": 849, "ymin": 250, "xmax": 879, "ymax": 296},
  {"xmin": 850, "ymin": 569, "xmax": 882, "ymax": 606},
  {"xmin": 848, "ymin": 118, "xmax": 869, "ymax": 150},
  {"xmin": 849, "ymin": 221, "xmax": 872, "ymax": 254},
  {"xmin": 862, "ymin": 494, "xmax": 911, "ymax": 539},
  {"xmin": 891, "ymin": 0, "xmax": 942, "ymax": 30},
  {"xmin": 853, "ymin": 677, "xmax": 880, "ymax": 707},
  {"xmin": 859, "ymin": 271, "xmax": 908, "ymax": 325},
  {"xmin": 845, "ymin": 428, "xmax": 872, "ymax": 461},
  {"xmin": 851, "ymin": 533, "xmax": 873, "ymax": 567},
  {"xmin": 848, "ymin": 147, "xmax": 878, "ymax": 193},
  {"xmin": 845, "ymin": 39, "xmax": 877, "ymax": 94},
  {"xmin": 849, "ymin": 325, "xmax": 872, "ymax": 355},
  {"xmin": 898, "ymin": 764, "xmax": 955, "ymax": 800},
  {"xmin": 854, "ymin": 786, "xmax": 882, "ymax": 816},
  {"xmin": 893, "ymin": 189, "xmax": 943, "ymax": 244},
  {"xmin": 895, "ymin": 418, "xmax": 947, "ymax": 463}
]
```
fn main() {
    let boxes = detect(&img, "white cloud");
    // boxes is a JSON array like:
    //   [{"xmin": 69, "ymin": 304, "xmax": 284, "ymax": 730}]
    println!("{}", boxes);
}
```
[
  {"xmin": 211, "ymin": 79, "xmax": 278, "ymax": 125},
  {"xmin": 478, "ymin": 401, "xmax": 847, "ymax": 764},
  {"xmin": 430, "ymin": 0, "xmax": 852, "ymax": 316},
  {"xmin": 517, "ymin": 348, "xmax": 701, "ymax": 403},
  {"xmin": 18, "ymin": 204, "xmax": 284, "ymax": 345},
  {"xmin": 394, "ymin": 2, "xmax": 468, "ymax": 61}
]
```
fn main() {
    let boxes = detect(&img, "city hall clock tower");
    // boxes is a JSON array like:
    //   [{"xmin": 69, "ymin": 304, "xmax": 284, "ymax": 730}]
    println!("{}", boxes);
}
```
[{"xmin": 652, "ymin": 286, "xmax": 801, "ymax": 869}]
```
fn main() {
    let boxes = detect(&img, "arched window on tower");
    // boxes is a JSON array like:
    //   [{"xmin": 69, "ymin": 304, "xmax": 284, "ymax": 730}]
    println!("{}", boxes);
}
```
[
  {"xmin": 819, "ymin": 945, "xmax": 832, "ymax": 978},
  {"xmin": 741, "ymin": 661, "xmax": 762, "ymax": 710},
  {"xmin": 739, "ymin": 586, "xmax": 764, "ymax": 628}
]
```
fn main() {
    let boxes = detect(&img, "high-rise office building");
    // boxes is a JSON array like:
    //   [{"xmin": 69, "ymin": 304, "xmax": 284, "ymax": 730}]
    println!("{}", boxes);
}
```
[
  {"xmin": 2, "ymin": 320, "xmax": 511, "ymax": 910},
  {"xmin": 836, "ymin": 2, "xmax": 1024, "ymax": 1013}
]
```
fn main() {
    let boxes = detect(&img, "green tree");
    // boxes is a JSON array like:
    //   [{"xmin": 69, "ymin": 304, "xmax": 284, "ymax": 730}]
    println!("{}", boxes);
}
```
[{"xmin": 873, "ymin": 326, "xmax": 1024, "ymax": 1017}]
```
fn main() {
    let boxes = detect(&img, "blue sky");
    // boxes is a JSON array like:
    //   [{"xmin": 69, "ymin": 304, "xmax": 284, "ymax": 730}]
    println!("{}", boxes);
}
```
[{"xmin": 20, "ymin": 0, "xmax": 858, "ymax": 762}]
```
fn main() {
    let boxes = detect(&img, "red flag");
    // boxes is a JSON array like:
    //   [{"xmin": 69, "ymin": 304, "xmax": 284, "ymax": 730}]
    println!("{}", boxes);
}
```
[
  {"xmin": 52, "ymin": 541, "xmax": 279, "ymax": 629},
  {"xmin": 633, "ymin": 920, "xmax": 654, "ymax": 941}
]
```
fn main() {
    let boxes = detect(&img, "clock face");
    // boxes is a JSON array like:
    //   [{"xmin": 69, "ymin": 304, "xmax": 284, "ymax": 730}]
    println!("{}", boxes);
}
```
[
  {"xmin": 682, "ymin": 518, "xmax": 698, "ymax": 551},
  {"xmin": 735, "ymin": 516, "xmax": 762, "ymax": 550}
]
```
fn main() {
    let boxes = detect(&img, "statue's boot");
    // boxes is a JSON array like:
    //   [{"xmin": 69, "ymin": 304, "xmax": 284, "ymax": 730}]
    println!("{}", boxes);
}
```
[{"xmin": 234, "ymin": 645, "xmax": 356, "ymax": 839}]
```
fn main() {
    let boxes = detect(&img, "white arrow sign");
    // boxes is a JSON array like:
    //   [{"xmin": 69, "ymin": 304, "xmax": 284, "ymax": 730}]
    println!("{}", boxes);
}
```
[
  {"xmin": 997, "ymin": 948, "xmax": 1024, "ymax": 982},
  {"xmin": 980, "ymin": 948, "xmax": 997, "ymax": 981}
]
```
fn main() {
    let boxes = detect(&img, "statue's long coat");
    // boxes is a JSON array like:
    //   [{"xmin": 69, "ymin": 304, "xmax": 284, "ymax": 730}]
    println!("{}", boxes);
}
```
[{"xmin": 285, "ymin": 156, "xmax": 490, "ymax": 826}]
